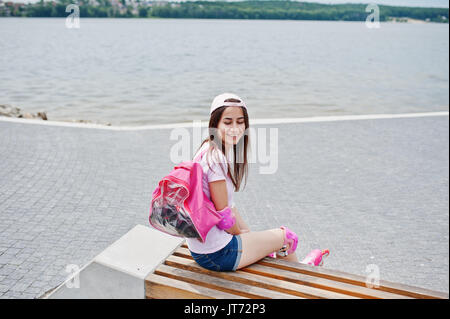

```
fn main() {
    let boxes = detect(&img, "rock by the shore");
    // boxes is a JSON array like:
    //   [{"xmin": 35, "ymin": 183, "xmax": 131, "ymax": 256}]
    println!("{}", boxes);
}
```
[
  {"xmin": 0, "ymin": 104, "xmax": 111, "ymax": 126},
  {"xmin": 1, "ymin": 104, "xmax": 22, "ymax": 118},
  {"xmin": 1, "ymin": 104, "xmax": 49, "ymax": 121}
]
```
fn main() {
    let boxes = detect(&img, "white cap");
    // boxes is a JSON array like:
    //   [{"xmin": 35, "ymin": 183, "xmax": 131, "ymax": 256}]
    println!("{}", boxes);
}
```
[{"xmin": 210, "ymin": 93, "xmax": 247, "ymax": 115}]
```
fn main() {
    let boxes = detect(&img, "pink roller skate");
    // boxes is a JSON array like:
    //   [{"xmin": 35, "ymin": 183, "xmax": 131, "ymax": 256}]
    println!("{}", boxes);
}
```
[
  {"xmin": 276, "ymin": 226, "xmax": 299, "ymax": 257},
  {"xmin": 301, "ymin": 249, "xmax": 330, "ymax": 266},
  {"xmin": 266, "ymin": 226, "xmax": 298, "ymax": 258}
]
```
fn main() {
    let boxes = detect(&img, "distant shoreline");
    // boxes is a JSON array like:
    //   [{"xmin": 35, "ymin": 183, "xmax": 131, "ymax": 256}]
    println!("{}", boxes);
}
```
[
  {"xmin": 0, "ymin": 16, "xmax": 444, "ymax": 24},
  {"xmin": 386, "ymin": 17, "xmax": 430, "ymax": 23}
]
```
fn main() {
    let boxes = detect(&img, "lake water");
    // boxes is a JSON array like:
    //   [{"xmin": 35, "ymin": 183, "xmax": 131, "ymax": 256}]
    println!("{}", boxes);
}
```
[{"xmin": 0, "ymin": 17, "xmax": 448, "ymax": 126}]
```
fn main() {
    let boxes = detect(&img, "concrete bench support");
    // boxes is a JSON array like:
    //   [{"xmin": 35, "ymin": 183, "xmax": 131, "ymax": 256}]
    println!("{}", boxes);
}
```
[{"xmin": 43, "ymin": 225, "xmax": 183, "ymax": 299}]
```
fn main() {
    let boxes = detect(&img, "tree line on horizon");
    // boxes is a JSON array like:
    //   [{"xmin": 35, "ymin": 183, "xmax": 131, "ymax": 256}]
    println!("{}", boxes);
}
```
[{"xmin": 1, "ymin": 0, "xmax": 448, "ymax": 23}]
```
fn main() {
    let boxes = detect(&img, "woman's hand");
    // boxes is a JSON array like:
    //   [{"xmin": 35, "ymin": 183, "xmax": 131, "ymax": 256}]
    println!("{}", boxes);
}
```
[
  {"xmin": 231, "ymin": 206, "xmax": 250, "ymax": 233},
  {"xmin": 228, "ymin": 211, "xmax": 249, "ymax": 234}
]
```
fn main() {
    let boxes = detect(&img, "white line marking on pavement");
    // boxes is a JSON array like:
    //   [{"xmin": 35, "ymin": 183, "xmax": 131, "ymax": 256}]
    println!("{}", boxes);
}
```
[{"xmin": 0, "ymin": 111, "xmax": 448, "ymax": 131}]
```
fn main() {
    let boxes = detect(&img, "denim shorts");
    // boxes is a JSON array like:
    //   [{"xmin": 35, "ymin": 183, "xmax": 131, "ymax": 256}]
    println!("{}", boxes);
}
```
[{"xmin": 189, "ymin": 235, "xmax": 243, "ymax": 272}]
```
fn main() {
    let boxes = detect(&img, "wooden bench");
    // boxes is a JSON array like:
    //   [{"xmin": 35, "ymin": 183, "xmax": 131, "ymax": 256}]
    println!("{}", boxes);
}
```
[{"xmin": 145, "ymin": 242, "xmax": 448, "ymax": 299}]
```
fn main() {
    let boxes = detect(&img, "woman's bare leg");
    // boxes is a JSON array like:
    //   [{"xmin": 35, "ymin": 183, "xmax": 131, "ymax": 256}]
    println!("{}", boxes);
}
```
[{"xmin": 236, "ymin": 228, "xmax": 298, "ymax": 269}]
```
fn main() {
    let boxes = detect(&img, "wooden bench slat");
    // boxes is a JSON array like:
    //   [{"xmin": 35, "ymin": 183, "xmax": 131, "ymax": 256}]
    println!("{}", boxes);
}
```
[
  {"xmin": 155, "ymin": 264, "xmax": 301, "ymax": 299},
  {"xmin": 164, "ymin": 255, "xmax": 358, "ymax": 299},
  {"xmin": 258, "ymin": 258, "xmax": 449, "ymax": 299},
  {"xmin": 145, "ymin": 273, "xmax": 246, "ymax": 299},
  {"xmin": 241, "ymin": 263, "xmax": 411, "ymax": 299},
  {"xmin": 173, "ymin": 247, "xmax": 195, "ymax": 259}
]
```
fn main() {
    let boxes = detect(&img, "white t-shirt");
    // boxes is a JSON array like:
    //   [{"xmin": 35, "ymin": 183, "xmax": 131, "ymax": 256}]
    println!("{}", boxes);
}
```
[{"xmin": 186, "ymin": 142, "xmax": 235, "ymax": 254}]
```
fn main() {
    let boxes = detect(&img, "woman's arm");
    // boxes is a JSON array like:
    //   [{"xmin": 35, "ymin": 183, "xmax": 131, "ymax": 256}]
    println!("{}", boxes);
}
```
[{"xmin": 209, "ymin": 179, "xmax": 241, "ymax": 235}]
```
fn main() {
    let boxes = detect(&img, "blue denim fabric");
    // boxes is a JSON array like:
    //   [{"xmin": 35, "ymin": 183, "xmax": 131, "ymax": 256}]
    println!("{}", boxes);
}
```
[{"xmin": 189, "ymin": 235, "xmax": 242, "ymax": 272}]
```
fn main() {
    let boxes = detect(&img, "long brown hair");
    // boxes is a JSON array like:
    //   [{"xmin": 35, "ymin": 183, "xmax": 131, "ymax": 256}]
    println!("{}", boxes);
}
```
[{"xmin": 194, "ymin": 99, "xmax": 250, "ymax": 192}]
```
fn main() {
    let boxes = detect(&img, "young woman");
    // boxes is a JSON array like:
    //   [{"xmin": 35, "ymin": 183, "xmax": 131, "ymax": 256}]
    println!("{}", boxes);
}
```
[{"xmin": 186, "ymin": 93, "xmax": 300, "ymax": 272}]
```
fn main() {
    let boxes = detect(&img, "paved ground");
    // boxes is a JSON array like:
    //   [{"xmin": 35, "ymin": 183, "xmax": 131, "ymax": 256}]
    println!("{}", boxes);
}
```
[{"xmin": 0, "ymin": 114, "xmax": 448, "ymax": 299}]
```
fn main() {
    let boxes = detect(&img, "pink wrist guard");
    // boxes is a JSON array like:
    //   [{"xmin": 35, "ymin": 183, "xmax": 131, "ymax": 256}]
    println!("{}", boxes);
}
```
[{"xmin": 216, "ymin": 206, "xmax": 235, "ymax": 230}]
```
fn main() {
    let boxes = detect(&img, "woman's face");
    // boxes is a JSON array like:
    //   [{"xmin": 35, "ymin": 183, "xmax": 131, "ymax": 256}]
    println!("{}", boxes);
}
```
[{"xmin": 217, "ymin": 106, "xmax": 246, "ymax": 148}]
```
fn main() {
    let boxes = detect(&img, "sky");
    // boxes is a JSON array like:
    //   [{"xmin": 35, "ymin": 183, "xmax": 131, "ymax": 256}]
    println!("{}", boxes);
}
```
[{"xmin": 4, "ymin": 0, "xmax": 449, "ymax": 8}]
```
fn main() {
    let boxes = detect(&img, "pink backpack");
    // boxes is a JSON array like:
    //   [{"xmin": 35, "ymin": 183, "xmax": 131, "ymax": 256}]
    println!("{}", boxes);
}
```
[{"xmin": 149, "ymin": 149, "xmax": 222, "ymax": 242}]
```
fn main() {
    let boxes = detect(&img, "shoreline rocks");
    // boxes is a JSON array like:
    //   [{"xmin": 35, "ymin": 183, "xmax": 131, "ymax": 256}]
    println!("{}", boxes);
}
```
[
  {"xmin": 0, "ymin": 104, "xmax": 112, "ymax": 126},
  {"xmin": 0, "ymin": 104, "xmax": 47, "ymax": 120}
]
